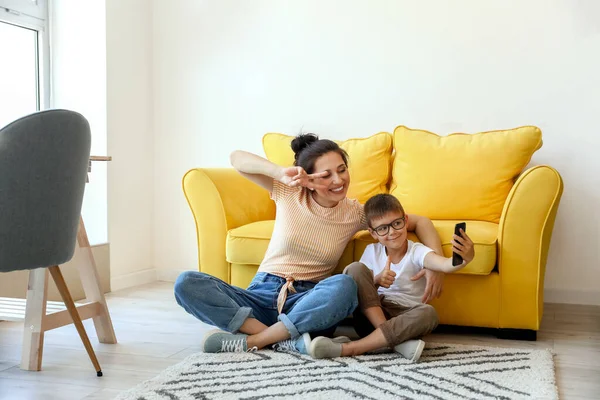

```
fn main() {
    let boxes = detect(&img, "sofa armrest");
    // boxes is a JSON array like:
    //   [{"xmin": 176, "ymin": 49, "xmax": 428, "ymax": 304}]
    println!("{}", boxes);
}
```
[
  {"xmin": 182, "ymin": 168, "xmax": 276, "ymax": 282},
  {"xmin": 498, "ymin": 165, "xmax": 563, "ymax": 330}
]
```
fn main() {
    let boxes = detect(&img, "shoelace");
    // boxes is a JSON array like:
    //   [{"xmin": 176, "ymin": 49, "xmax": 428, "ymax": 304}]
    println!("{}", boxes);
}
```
[
  {"xmin": 220, "ymin": 339, "xmax": 246, "ymax": 352},
  {"xmin": 273, "ymin": 339, "xmax": 297, "ymax": 352}
]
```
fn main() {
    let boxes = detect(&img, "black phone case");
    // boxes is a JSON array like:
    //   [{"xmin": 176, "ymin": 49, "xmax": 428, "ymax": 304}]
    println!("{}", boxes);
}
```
[{"xmin": 452, "ymin": 222, "xmax": 467, "ymax": 266}]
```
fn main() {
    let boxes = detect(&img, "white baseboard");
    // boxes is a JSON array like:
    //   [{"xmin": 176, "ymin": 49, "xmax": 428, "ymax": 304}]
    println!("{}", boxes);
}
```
[
  {"xmin": 156, "ymin": 268, "xmax": 190, "ymax": 282},
  {"xmin": 110, "ymin": 268, "xmax": 157, "ymax": 291},
  {"xmin": 544, "ymin": 288, "xmax": 600, "ymax": 306}
]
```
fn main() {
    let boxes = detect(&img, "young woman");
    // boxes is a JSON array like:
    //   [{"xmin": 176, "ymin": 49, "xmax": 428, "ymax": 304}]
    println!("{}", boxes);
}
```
[{"xmin": 174, "ymin": 133, "xmax": 444, "ymax": 354}]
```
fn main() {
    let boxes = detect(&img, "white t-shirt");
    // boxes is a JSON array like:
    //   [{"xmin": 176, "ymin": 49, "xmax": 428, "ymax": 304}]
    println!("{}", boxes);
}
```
[{"xmin": 359, "ymin": 241, "xmax": 434, "ymax": 305}]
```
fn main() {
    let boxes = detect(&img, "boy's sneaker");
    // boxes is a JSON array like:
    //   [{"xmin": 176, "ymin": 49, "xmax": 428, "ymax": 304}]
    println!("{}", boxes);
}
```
[
  {"xmin": 331, "ymin": 336, "xmax": 351, "ymax": 343},
  {"xmin": 272, "ymin": 332, "xmax": 312, "ymax": 354},
  {"xmin": 201, "ymin": 329, "xmax": 257, "ymax": 353},
  {"xmin": 393, "ymin": 339, "xmax": 425, "ymax": 362},
  {"xmin": 309, "ymin": 336, "xmax": 345, "ymax": 359}
]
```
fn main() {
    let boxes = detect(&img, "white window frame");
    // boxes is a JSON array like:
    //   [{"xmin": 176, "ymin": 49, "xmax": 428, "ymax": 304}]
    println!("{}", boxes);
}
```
[{"xmin": 0, "ymin": 0, "xmax": 50, "ymax": 111}]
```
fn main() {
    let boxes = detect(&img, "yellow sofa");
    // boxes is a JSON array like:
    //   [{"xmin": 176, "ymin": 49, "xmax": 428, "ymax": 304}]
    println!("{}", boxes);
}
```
[{"xmin": 183, "ymin": 125, "xmax": 563, "ymax": 339}]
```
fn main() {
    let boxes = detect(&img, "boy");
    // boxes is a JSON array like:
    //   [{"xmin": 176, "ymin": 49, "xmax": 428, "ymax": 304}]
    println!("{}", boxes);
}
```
[{"xmin": 309, "ymin": 194, "xmax": 474, "ymax": 362}]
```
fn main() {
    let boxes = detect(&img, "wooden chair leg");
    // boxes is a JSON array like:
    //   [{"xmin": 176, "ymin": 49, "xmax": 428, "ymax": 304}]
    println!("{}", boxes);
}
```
[
  {"xmin": 48, "ymin": 265, "xmax": 103, "ymax": 377},
  {"xmin": 76, "ymin": 217, "xmax": 117, "ymax": 344},
  {"xmin": 21, "ymin": 268, "xmax": 48, "ymax": 371}
]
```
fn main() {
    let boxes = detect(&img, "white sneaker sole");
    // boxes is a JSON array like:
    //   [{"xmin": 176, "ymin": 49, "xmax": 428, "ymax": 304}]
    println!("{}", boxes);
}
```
[
  {"xmin": 410, "ymin": 340, "xmax": 425, "ymax": 362},
  {"xmin": 301, "ymin": 332, "xmax": 312, "ymax": 353}
]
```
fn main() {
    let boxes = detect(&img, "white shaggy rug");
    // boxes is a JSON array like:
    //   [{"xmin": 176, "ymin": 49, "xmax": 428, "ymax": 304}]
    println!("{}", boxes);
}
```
[{"xmin": 115, "ymin": 343, "xmax": 558, "ymax": 400}]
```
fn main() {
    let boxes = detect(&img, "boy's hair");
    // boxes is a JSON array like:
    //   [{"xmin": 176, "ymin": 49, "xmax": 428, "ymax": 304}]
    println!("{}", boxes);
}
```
[{"xmin": 364, "ymin": 194, "xmax": 405, "ymax": 227}]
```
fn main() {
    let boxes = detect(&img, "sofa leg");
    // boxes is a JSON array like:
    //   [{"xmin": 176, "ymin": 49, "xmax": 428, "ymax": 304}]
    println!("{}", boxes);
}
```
[{"xmin": 496, "ymin": 329, "xmax": 537, "ymax": 341}]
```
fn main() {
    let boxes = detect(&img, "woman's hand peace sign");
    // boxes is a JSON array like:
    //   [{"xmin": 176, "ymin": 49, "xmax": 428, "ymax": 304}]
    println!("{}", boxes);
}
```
[{"xmin": 280, "ymin": 166, "xmax": 329, "ymax": 191}]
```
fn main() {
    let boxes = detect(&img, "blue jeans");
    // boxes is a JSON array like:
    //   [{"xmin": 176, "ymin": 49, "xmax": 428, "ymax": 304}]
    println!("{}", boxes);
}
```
[{"xmin": 174, "ymin": 271, "xmax": 358, "ymax": 340}]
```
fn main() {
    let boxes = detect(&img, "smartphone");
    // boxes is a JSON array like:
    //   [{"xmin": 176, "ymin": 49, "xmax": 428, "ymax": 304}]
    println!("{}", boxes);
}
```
[{"xmin": 452, "ymin": 222, "xmax": 467, "ymax": 266}]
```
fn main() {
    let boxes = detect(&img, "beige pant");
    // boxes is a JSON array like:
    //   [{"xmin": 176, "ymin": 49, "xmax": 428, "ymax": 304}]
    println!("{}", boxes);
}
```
[{"xmin": 343, "ymin": 262, "xmax": 439, "ymax": 347}]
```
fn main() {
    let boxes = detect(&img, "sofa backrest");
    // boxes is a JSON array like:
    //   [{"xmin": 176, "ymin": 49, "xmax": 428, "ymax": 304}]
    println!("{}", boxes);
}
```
[
  {"xmin": 262, "ymin": 126, "xmax": 543, "ymax": 222},
  {"xmin": 390, "ymin": 125, "xmax": 543, "ymax": 223}
]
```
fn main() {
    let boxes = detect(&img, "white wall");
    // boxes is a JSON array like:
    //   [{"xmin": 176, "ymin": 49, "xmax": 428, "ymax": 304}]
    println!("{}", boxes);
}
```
[
  {"xmin": 106, "ymin": 0, "xmax": 156, "ymax": 290},
  {"xmin": 51, "ymin": 0, "xmax": 107, "ymax": 245},
  {"xmin": 151, "ymin": 0, "xmax": 600, "ymax": 304}
]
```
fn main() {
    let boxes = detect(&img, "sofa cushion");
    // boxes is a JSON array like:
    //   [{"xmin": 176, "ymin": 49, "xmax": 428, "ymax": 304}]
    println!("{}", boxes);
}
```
[
  {"xmin": 390, "ymin": 125, "xmax": 542, "ymax": 223},
  {"xmin": 226, "ymin": 221, "xmax": 274, "ymax": 265},
  {"xmin": 262, "ymin": 132, "xmax": 393, "ymax": 204},
  {"xmin": 227, "ymin": 219, "xmax": 497, "ymax": 276}
]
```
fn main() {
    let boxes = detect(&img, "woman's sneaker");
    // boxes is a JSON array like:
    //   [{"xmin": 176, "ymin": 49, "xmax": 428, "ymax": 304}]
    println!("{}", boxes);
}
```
[
  {"xmin": 272, "ymin": 332, "xmax": 312, "ymax": 354},
  {"xmin": 393, "ymin": 339, "xmax": 425, "ymax": 362},
  {"xmin": 201, "ymin": 329, "xmax": 257, "ymax": 353}
]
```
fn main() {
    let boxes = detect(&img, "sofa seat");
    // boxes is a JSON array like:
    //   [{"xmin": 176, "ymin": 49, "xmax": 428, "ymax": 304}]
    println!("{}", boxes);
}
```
[{"xmin": 226, "ymin": 219, "xmax": 498, "ymax": 278}]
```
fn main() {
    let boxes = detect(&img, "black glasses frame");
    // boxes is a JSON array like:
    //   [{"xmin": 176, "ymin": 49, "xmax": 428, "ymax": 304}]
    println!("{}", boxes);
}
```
[{"xmin": 370, "ymin": 216, "xmax": 406, "ymax": 236}]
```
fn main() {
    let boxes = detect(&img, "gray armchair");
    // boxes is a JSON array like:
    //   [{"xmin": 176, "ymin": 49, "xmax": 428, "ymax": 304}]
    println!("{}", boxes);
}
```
[{"xmin": 0, "ymin": 109, "xmax": 103, "ymax": 376}]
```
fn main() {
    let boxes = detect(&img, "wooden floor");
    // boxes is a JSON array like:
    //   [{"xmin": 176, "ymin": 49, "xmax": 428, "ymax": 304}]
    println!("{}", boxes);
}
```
[{"xmin": 0, "ymin": 282, "xmax": 598, "ymax": 399}]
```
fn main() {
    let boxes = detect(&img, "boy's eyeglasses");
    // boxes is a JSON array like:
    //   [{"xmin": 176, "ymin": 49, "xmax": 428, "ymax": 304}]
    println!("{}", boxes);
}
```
[{"xmin": 371, "ymin": 217, "xmax": 406, "ymax": 236}]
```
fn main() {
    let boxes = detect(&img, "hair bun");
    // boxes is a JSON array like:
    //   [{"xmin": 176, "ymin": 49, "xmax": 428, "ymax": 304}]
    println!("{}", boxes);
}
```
[{"xmin": 291, "ymin": 133, "xmax": 319, "ymax": 158}]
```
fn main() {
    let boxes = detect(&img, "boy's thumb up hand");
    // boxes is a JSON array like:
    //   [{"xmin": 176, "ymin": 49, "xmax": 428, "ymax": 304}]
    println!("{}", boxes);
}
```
[
  {"xmin": 378, "ymin": 254, "xmax": 396, "ymax": 288},
  {"xmin": 384, "ymin": 254, "xmax": 392, "ymax": 271}
]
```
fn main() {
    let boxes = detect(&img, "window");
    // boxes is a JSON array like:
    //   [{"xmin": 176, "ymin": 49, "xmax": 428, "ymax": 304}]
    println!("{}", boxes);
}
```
[
  {"xmin": 0, "ymin": 0, "xmax": 49, "ymax": 128},
  {"xmin": 2, "ymin": 1, "xmax": 108, "ymax": 245}
]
